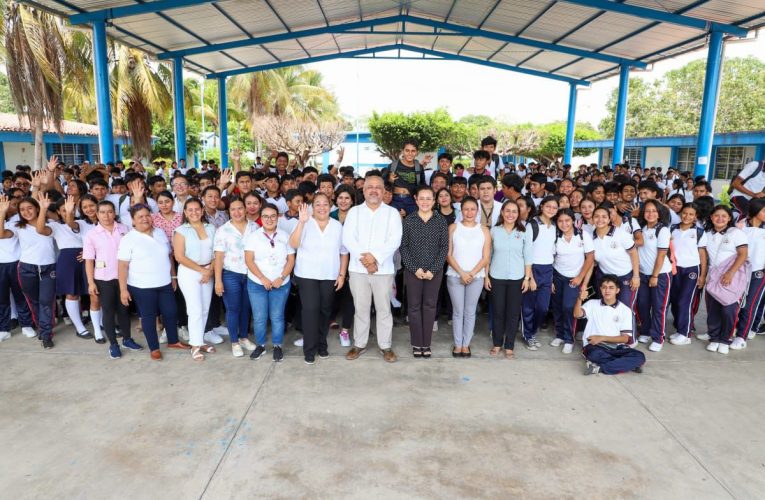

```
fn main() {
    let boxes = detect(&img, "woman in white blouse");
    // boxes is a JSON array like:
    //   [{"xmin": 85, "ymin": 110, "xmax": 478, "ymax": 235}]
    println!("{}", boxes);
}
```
[
  {"xmin": 118, "ymin": 204, "xmax": 189, "ymax": 360},
  {"xmin": 245, "ymin": 204, "xmax": 295, "ymax": 363},
  {"xmin": 174, "ymin": 198, "xmax": 217, "ymax": 361},
  {"xmin": 289, "ymin": 193, "xmax": 349, "ymax": 364},
  {"xmin": 213, "ymin": 198, "xmax": 258, "ymax": 357}
]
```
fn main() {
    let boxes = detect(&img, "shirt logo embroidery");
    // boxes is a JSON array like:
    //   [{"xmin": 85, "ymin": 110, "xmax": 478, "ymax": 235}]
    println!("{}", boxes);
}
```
[
  {"xmin": 756, "ymin": 271, "xmax": 764, "ymax": 279},
  {"xmin": 610, "ymin": 242, "xmax": 618, "ymax": 249},
  {"xmin": 613, "ymin": 315, "xmax": 620, "ymax": 322},
  {"xmin": 689, "ymin": 272, "xmax": 698, "ymax": 279}
]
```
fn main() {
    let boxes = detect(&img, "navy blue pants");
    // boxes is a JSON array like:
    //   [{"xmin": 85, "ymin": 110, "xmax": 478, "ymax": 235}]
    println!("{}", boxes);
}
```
[
  {"xmin": 670, "ymin": 266, "xmax": 699, "ymax": 337},
  {"xmin": 0, "ymin": 260, "xmax": 32, "ymax": 332},
  {"xmin": 583, "ymin": 344, "xmax": 645, "ymax": 375},
  {"xmin": 705, "ymin": 293, "xmax": 740, "ymax": 345},
  {"xmin": 736, "ymin": 270, "xmax": 765, "ymax": 338},
  {"xmin": 552, "ymin": 270, "xmax": 579, "ymax": 344},
  {"xmin": 637, "ymin": 272, "xmax": 672, "ymax": 344},
  {"xmin": 129, "ymin": 284, "xmax": 178, "ymax": 351},
  {"xmin": 522, "ymin": 264, "xmax": 553, "ymax": 340},
  {"xmin": 18, "ymin": 262, "xmax": 56, "ymax": 340}
]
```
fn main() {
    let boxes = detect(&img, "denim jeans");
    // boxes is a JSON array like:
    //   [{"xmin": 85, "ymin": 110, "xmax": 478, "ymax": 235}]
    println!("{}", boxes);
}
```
[
  {"xmin": 247, "ymin": 279, "xmax": 290, "ymax": 346},
  {"xmin": 222, "ymin": 269, "xmax": 251, "ymax": 342}
]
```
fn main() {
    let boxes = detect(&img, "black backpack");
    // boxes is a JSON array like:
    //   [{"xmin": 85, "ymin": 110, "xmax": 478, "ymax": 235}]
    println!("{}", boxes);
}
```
[{"xmin": 728, "ymin": 160, "xmax": 764, "ymax": 195}]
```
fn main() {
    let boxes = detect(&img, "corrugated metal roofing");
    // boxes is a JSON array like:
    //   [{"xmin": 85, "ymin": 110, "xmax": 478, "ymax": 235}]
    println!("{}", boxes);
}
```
[{"xmin": 26, "ymin": 0, "xmax": 765, "ymax": 84}]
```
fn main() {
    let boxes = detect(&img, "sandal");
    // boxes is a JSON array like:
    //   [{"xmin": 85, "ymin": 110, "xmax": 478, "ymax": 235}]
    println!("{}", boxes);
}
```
[
  {"xmin": 489, "ymin": 346, "xmax": 501, "ymax": 357},
  {"xmin": 422, "ymin": 347, "xmax": 432, "ymax": 359},
  {"xmin": 191, "ymin": 347, "xmax": 205, "ymax": 361},
  {"xmin": 505, "ymin": 349, "xmax": 514, "ymax": 360},
  {"xmin": 413, "ymin": 347, "xmax": 423, "ymax": 358},
  {"xmin": 199, "ymin": 344, "xmax": 216, "ymax": 354}
]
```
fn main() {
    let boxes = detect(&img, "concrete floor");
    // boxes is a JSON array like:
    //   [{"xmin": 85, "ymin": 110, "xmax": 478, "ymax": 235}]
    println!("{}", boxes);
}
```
[{"xmin": 1, "ymin": 310, "xmax": 764, "ymax": 499}]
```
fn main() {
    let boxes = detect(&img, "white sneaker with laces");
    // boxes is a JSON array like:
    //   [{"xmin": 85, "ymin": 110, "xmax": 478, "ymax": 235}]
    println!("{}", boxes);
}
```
[
  {"xmin": 730, "ymin": 337, "xmax": 746, "ymax": 350},
  {"xmin": 203, "ymin": 330, "xmax": 224, "ymax": 345},
  {"xmin": 562, "ymin": 343, "xmax": 573, "ymax": 354},
  {"xmin": 22, "ymin": 327, "xmax": 36, "ymax": 338},
  {"xmin": 670, "ymin": 335, "xmax": 691, "ymax": 346},
  {"xmin": 159, "ymin": 329, "xmax": 168, "ymax": 344},
  {"xmin": 718, "ymin": 343, "xmax": 730, "ymax": 354},
  {"xmin": 0, "ymin": 331, "xmax": 10, "ymax": 342},
  {"xmin": 432, "ymin": 321, "xmax": 438, "ymax": 332},
  {"xmin": 178, "ymin": 326, "xmax": 190, "ymax": 341},
  {"xmin": 549, "ymin": 338, "xmax": 563, "ymax": 347},
  {"xmin": 648, "ymin": 342, "xmax": 662, "ymax": 352},
  {"xmin": 747, "ymin": 330, "xmax": 757, "ymax": 340},
  {"xmin": 637, "ymin": 335, "xmax": 651, "ymax": 344},
  {"xmin": 238, "ymin": 338, "xmax": 257, "ymax": 351},
  {"xmin": 706, "ymin": 342, "xmax": 720, "ymax": 352},
  {"xmin": 696, "ymin": 332, "xmax": 710, "ymax": 341},
  {"xmin": 669, "ymin": 333, "xmax": 680, "ymax": 342},
  {"xmin": 339, "ymin": 330, "xmax": 351, "ymax": 347},
  {"xmin": 213, "ymin": 326, "xmax": 230, "ymax": 337},
  {"xmin": 231, "ymin": 343, "xmax": 244, "ymax": 357},
  {"xmin": 293, "ymin": 337, "xmax": 304, "ymax": 347}
]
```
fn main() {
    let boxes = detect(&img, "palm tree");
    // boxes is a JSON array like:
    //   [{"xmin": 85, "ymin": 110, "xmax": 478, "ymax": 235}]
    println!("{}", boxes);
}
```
[
  {"xmin": 2, "ymin": 1, "xmax": 67, "ymax": 169},
  {"xmin": 62, "ymin": 29, "xmax": 95, "ymax": 123}
]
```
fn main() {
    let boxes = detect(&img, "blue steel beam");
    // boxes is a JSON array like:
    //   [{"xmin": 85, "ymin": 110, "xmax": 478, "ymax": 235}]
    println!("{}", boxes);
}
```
[
  {"xmin": 564, "ymin": 82, "xmax": 578, "ymax": 164},
  {"xmin": 160, "ymin": 14, "xmax": 646, "ymax": 68},
  {"xmin": 172, "ymin": 58, "xmax": 187, "ymax": 163},
  {"xmin": 217, "ymin": 77, "xmax": 228, "ymax": 169},
  {"xmin": 612, "ymin": 64, "xmax": 630, "ymax": 165},
  {"xmin": 694, "ymin": 30, "xmax": 725, "ymax": 178},
  {"xmin": 92, "ymin": 21, "xmax": 115, "ymax": 164},
  {"xmin": 559, "ymin": 0, "xmax": 748, "ymax": 36},
  {"xmin": 70, "ymin": 0, "xmax": 216, "ymax": 24}
]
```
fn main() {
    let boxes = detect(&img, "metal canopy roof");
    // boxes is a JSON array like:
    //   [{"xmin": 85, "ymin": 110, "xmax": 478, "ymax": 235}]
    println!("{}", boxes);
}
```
[{"xmin": 28, "ymin": 0, "xmax": 765, "ymax": 84}]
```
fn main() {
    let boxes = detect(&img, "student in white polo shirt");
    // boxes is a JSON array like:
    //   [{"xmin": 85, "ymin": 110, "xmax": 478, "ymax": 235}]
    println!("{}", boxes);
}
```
[
  {"xmin": 732, "ymin": 198, "xmax": 765, "ymax": 349},
  {"xmin": 574, "ymin": 274, "xmax": 646, "ymax": 375},
  {"xmin": 635, "ymin": 200, "xmax": 673, "ymax": 352},
  {"xmin": 701, "ymin": 205, "xmax": 748, "ymax": 355},
  {"xmin": 729, "ymin": 159, "xmax": 765, "ymax": 217}
]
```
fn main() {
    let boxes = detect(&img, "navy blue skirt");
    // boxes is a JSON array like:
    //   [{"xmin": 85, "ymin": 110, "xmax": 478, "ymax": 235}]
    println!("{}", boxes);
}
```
[{"xmin": 55, "ymin": 248, "xmax": 88, "ymax": 296}]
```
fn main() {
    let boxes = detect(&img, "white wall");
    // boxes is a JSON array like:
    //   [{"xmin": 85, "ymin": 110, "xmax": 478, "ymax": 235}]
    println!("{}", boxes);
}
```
[
  {"xmin": 645, "ymin": 147, "xmax": 672, "ymax": 169},
  {"xmin": 3, "ymin": 141, "xmax": 36, "ymax": 168}
]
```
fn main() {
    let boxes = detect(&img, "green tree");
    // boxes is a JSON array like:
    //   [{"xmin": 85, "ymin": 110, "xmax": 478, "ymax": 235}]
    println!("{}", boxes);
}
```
[
  {"xmin": 368, "ymin": 108, "xmax": 455, "ymax": 160},
  {"xmin": 0, "ymin": 72, "xmax": 15, "ymax": 112},
  {"xmin": 531, "ymin": 122, "xmax": 599, "ymax": 164},
  {"xmin": 151, "ymin": 121, "xmax": 200, "ymax": 160}
]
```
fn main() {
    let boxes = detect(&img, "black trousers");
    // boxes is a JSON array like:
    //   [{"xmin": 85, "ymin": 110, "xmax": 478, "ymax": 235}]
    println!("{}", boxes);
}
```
[
  {"xmin": 95, "ymin": 279, "xmax": 132, "ymax": 345},
  {"xmin": 490, "ymin": 277, "xmax": 523, "ymax": 349},
  {"xmin": 404, "ymin": 269, "xmax": 442, "ymax": 348},
  {"xmin": 297, "ymin": 277, "xmax": 336, "ymax": 357},
  {"xmin": 331, "ymin": 280, "xmax": 354, "ymax": 329}
]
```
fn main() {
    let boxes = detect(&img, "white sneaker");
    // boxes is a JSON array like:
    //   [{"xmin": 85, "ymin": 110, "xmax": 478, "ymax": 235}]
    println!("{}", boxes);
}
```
[
  {"xmin": 637, "ymin": 335, "xmax": 651, "ymax": 344},
  {"xmin": 562, "ymin": 343, "xmax": 573, "ymax": 354},
  {"xmin": 730, "ymin": 337, "xmax": 746, "ymax": 350},
  {"xmin": 696, "ymin": 332, "xmax": 710, "ymax": 341},
  {"xmin": 22, "ymin": 327, "xmax": 36, "ymax": 338},
  {"xmin": 670, "ymin": 335, "xmax": 691, "ymax": 346},
  {"xmin": 213, "ymin": 326, "xmax": 229, "ymax": 337},
  {"xmin": 203, "ymin": 330, "xmax": 224, "ymax": 345},
  {"xmin": 669, "ymin": 333, "xmax": 680, "ymax": 341},
  {"xmin": 432, "ymin": 321, "xmax": 438, "ymax": 332},
  {"xmin": 159, "ymin": 329, "xmax": 168, "ymax": 344},
  {"xmin": 718, "ymin": 343, "xmax": 730, "ymax": 354},
  {"xmin": 0, "ymin": 331, "xmax": 10, "ymax": 342},
  {"xmin": 706, "ymin": 342, "xmax": 720, "ymax": 352},
  {"xmin": 339, "ymin": 330, "xmax": 351, "ymax": 347},
  {"xmin": 747, "ymin": 330, "xmax": 757, "ymax": 340},
  {"xmin": 648, "ymin": 342, "xmax": 663, "ymax": 352},
  {"xmin": 178, "ymin": 326, "xmax": 190, "ymax": 341},
  {"xmin": 238, "ymin": 338, "xmax": 257, "ymax": 351},
  {"xmin": 231, "ymin": 343, "xmax": 244, "ymax": 357},
  {"xmin": 549, "ymin": 338, "xmax": 563, "ymax": 347},
  {"xmin": 293, "ymin": 337, "xmax": 304, "ymax": 347}
]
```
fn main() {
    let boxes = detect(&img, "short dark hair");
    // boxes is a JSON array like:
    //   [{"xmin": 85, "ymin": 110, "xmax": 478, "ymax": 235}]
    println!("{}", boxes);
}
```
[
  {"xmin": 473, "ymin": 150, "xmax": 491, "ymax": 161},
  {"xmin": 437, "ymin": 152, "xmax": 453, "ymax": 163},
  {"xmin": 480, "ymin": 136, "xmax": 498, "ymax": 148},
  {"xmin": 599, "ymin": 274, "xmax": 621, "ymax": 289},
  {"xmin": 285, "ymin": 189, "xmax": 303, "ymax": 202},
  {"xmin": 402, "ymin": 138, "xmax": 419, "ymax": 150},
  {"xmin": 276, "ymin": 151, "xmax": 289, "ymax": 160}
]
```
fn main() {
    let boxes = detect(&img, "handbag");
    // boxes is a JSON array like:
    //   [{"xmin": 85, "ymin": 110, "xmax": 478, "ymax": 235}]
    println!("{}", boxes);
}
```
[{"xmin": 706, "ymin": 254, "xmax": 750, "ymax": 306}]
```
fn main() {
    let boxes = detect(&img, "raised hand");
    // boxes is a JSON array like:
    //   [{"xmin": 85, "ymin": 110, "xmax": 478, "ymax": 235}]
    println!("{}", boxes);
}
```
[
  {"xmin": 218, "ymin": 169, "xmax": 232, "ymax": 189},
  {"xmin": 298, "ymin": 203, "xmax": 309, "ymax": 223},
  {"xmin": 46, "ymin": 155, "xmax": 59, "ymax": 172},
  {"xmin": 37, "ymin": 192, "xmax": 52, "ymax": 213},
  {"xmin": 229, "ymin": 149, "xmax": 241, "ymax": 162},
  {"xmin": 336, "ymin": 146, "xmax": 345, "ymax": 165},
  {"xmin": 64, "ymin": 195, "xmax": 76, "ymax": 216},
  {"xmin": 0, "ymin": 195, "xmax": 9, "ymax": 215}
]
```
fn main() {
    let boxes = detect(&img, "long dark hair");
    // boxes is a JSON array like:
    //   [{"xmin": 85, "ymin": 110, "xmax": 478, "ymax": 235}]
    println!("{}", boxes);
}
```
[
  {"xmin": 554, "ymin": 208, "xmax": 578, "ymax": 237},
  {"xmin": 747, "ymin": 198, "xmax": 765, "ymax": 226},
  {"xmin": 15, "ymin": 197, "xmax": 41, "ymax": 229},
  {"xmin": 638, "ymin": 199, "xmax": 670, "ymax": 227},
  {"xmin": 495, "ymin": 199, "xmax": 525, "ymax": 232},
  {"xmin": 705, "ymin": 204, "xmax": 735, "ymax": 232},
  {"xmin": 181, "ymin": 197, "xmax": 208, "ymax": 225},
  {"xmin": 79, "ymin": 194, "xmax": 99, "ymax": 224}
]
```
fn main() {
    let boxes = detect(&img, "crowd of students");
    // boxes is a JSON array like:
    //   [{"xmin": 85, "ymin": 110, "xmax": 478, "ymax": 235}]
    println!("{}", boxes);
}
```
[{"xmin": 0, "ymin": 138, "xmax": 762, "ymax": 376}]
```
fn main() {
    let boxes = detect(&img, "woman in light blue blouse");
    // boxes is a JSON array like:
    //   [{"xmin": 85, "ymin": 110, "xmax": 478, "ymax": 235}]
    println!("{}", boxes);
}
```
[{"xmin": 486, "ymin": 200, "xmax": 533, "ymax": 359}]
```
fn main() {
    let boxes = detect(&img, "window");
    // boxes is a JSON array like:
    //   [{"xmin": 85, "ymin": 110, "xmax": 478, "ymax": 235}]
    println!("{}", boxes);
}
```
[
  {"xmin": 91, "ymin": 146, "xmax": 100, "ymax": 164},
  {"xmin": 623, "ymin": 147, "xmax": 642, "ymax": 167},
  {"xmin": 714, "ymin": 147, "xmax": 746, "ymax": 180},
  {"xmin": 602, "ymin": 148, "xmax": 613, "ymax": 166},
  {"xmin": 676, "ymin": 147, "xmax": 695, "ymax": 172},
  {"xmin": 51, "ymin": 144, "xmax": 87, "ymax": 165}
]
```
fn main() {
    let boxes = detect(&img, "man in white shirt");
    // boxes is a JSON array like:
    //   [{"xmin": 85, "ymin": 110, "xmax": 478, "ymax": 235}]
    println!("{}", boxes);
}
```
[
  {"xmin": 171, "ymin": 175, "xmax": 192, "ymax": 212},
  {"xmin": 729, "ymin": 159, "xmax": 765, "ymax": 217},
  {"xmin": 342, "ymin": 174, "xmax": 403, "ymax": 362}
]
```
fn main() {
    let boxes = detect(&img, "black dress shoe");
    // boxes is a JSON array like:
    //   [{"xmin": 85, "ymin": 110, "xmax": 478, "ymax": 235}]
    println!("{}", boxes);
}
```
[
  {"xmin": 463, "ymin": 347, "xmax": 472, "ymax": 358},
  {"xmin": 76, "ymin": 331, "xmax": 94, "ymax": 340},
  {"xmin": 452, "ymin": 347, "xmax": 460, "ymax": 358}
]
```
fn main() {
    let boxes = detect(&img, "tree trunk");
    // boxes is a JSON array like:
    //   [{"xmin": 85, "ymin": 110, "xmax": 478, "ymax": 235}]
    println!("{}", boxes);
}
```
[{"xmin": 34, "ymin": 116, "xmax": 44, "ymax": 170}]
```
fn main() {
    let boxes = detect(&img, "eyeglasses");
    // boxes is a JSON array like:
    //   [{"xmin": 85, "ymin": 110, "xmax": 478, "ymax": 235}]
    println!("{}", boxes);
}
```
[{"xmin": 261, "ymin": 214, "xmax": 278, "ymax": 220}]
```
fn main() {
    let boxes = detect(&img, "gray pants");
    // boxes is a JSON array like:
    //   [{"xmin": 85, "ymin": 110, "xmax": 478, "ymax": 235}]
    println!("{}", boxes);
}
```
[
  {"xmin": 446, "ymin": 276, "xmax": 484, "ymax": 347},
  {"xmin": 349, "ymin": 272, "xmax": 394, "ymax": 350}
]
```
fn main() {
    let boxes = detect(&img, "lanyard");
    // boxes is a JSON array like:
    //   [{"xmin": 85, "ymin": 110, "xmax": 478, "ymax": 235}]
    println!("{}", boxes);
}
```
[{"xmin": 263, "ymin": 231, "xmax": 278, "ymax": 248}]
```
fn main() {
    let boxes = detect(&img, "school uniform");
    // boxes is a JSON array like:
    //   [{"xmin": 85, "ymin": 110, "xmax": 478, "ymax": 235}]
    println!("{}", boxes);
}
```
[
  {"xmin": 636, "ymin": 224, "xmax": 673, "ymax": 345},
  {"xmin": 552, "ymin": 230, "xmax": 594, "ymax": 344},
  {"xmin": 521, "ymin": 217, "xmax": 556, "ymax": 342},
  {"xmin": 0, "ymin": 225, "xmax": 33, "ymax": 333},
  {"xmin": 703, "ymin": 227, "xmax": 748, "ymax": 345},
  {"xmin": 266, "ymin": 195, "xmax": 288, "ymax": 215},
  {"xmin": 579, "ymin": 299, "xmax": 645, "ymax": 375},
  {"xmin": 50, "ymin": 220, "xmax": 94, "ymax": 296},
  {"xmin": 591, "ymin": 226, "xmax": 638, "ymax": 316},
  {"xmin": 735, "ymin": 224, "xmax": 765, "ymax": 339},
  {"xmin": 670, "ymin": 225, "xmax": 706, "ymax": 337}
]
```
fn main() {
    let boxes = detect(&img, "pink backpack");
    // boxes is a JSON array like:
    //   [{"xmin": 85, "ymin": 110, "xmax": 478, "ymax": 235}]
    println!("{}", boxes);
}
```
[{"xmin": 706, "ymin": 254, "xmax": 751, "ymax": 306}]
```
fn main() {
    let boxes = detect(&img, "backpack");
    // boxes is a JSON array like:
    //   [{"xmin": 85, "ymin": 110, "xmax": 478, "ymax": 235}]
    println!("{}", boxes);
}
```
[
  {"xmin": 728, "ymin": 160, "xmax": 764, "ymax": 195},
  {"xmin": 527, "ymin": 217, "xmax": 540, "ymax": 242},
  {"xmin": 652, "ymin": 223, "xmax": 678, "ymax": 276},
  {"xmin": 388, "ymin": 159, "xmax": 423, "ymax": 184}
]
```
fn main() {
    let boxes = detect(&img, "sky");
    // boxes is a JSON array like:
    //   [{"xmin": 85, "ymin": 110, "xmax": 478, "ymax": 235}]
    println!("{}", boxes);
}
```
[{"xmin": 309, "ymin": 29, "xmax": 765, "ymax": 131}]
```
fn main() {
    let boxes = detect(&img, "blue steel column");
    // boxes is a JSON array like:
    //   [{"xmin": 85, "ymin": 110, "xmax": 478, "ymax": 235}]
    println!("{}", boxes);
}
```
[
  {"xmin": 217, "ymin": 77, "xmax": 228, "ymax": 169},
  {"xmin": 694, "ymin": 30, "xmax": 725, "ymax": 179},
  {"xmin": 172, "ymin": 57, "xmax": 187, "ymax": 163},
  {"xmin": 564, "ymin": 82, "xmax": 578, "ymax": 164},
  {"xmin": 92, "ymin": 21, "xmax": 114, "ymax": 164},
  {"xmin": 612, "ymin": 63, "xmax": 630, "ymax": 165}
]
